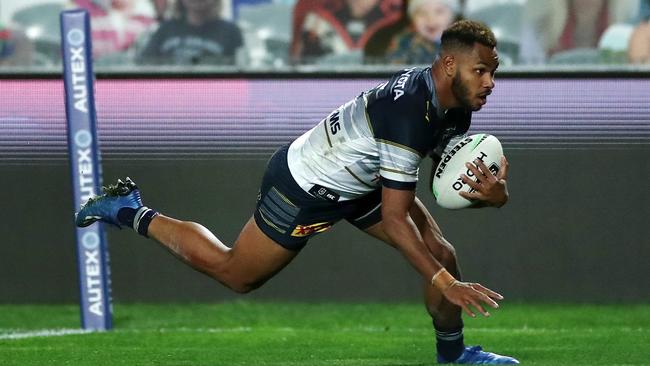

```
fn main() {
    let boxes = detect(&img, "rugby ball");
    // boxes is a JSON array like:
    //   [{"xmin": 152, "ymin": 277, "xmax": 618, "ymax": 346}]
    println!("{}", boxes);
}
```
[{"xmin": 432, "ymin": 134, "xmax": 503, "ymax": 209}]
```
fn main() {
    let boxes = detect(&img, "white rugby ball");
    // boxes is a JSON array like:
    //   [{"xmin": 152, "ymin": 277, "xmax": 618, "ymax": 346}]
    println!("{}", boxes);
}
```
[{"xmin": 432, "ymin": 134, "xmax": 503, "ymax": 209}]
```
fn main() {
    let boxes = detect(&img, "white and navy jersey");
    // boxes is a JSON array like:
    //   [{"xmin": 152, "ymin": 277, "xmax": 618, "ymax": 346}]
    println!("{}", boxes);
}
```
[{"xmin": 287, "ymin": 67, "xmax": 471, "ymax": 201}]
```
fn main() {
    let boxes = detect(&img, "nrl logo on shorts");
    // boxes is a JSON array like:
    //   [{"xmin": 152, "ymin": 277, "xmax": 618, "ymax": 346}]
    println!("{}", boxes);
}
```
[{"xmin": 291, "ymin": 222, "xmax": 333, "ymax": 237}]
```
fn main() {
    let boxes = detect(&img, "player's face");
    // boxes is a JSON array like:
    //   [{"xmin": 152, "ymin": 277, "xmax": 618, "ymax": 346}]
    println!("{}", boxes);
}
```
[{"xmin": 451, "ymin": 43, "xmax": 499, "ymax": 111}]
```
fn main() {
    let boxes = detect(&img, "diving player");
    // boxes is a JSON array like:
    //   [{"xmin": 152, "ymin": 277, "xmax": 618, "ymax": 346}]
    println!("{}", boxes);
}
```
[{"xmin": 76, "ymin": 20, "xmax": 517, "ymax": 364}]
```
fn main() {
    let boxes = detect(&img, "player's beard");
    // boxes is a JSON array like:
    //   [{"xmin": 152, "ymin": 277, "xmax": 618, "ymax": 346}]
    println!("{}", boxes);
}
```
[{"xmin": 451, "ymin": 70, "xmax": 478, "ymax": 111}]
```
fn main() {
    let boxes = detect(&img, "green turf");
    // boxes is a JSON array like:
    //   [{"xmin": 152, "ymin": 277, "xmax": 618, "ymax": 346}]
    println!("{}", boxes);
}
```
[{"xmin": 1, "ymin": 302, "xmax": 648, "ymax": 365}]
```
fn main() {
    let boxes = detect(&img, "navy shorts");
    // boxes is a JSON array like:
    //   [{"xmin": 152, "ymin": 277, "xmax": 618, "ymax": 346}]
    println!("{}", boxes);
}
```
[{"xmin": 253, "ymin": 145, "xmax": 383, "ymax": 251}]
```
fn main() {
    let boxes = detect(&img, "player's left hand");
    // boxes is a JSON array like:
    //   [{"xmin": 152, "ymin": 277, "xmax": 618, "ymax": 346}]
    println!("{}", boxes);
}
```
[{"xmin": 459, "ymin": 156, "xmax": 509, "ymax": 207}]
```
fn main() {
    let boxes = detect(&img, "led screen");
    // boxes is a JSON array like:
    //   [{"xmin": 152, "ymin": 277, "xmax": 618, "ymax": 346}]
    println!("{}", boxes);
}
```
[{"xmin": 0, "ymin": 78, "xmax": 648, "ymax": 163}]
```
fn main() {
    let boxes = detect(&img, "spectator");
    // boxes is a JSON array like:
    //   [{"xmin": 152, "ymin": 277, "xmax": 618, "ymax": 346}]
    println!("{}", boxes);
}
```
[
  {"xmin": 0, "ymin": 22, "xmax": 33, "ymax": 67},
  {"xmin": 290, "ymin": 0, "xmax": 403, "ymax": 64},
  {"xmin": 629, "ymin": 0, "xmax": 650, "ymax": 63},
  {"xmin": 363, "ymin": 0, "xmax": 409, "ymax": 63},
  {"xmin": 137, "ymin": 0, "xmax": 243, "ymax": 65},
  {"xmin": 385, "ymin": 0, "xmax": 459, "ymax": 64},
  {"xmin": 70, "ymin": 0, "xmax": 155, "ymax": 59},
  {"xmin": 518, "ymin": 0, "xmax": 637, "ymax": 64}
]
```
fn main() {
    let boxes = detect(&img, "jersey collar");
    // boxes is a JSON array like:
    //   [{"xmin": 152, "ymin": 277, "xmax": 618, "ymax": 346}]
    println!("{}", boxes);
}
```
[{"xmin": 424, "ymin": 67, "xmax": 446, "ymax": 119}]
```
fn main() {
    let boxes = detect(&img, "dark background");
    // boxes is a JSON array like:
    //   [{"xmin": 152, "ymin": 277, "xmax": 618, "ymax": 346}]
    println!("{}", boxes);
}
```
[{"xmin": 2, "ymin": 147, "xmax": 647, "ymax": 304}]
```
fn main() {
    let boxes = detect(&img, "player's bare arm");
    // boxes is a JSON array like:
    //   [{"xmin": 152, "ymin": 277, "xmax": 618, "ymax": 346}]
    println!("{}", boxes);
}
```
[
  {"xmin": 380, "ymin": 187, "xmax": 443, "ymax": 279},
  {"xmin": 460, "ymin": 156, "xmax": 509, "ymax": 207},
  {"xmin": 380, "ymin": 187, "xmax": 502, "ymax": 317}
]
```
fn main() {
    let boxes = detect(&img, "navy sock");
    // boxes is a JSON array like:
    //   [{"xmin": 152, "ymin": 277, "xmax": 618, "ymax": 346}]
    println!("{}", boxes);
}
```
[
  {"xmin": 435, "ymin": 325, "xmax": 465, "ymax": 362},
  {"xmin": 117, "ymin": 207, "xmax": 159, "ymax": 237}
]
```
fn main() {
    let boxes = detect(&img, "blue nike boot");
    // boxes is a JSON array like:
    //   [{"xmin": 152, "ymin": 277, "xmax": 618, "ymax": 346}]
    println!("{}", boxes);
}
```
[
  {"xmin": 438, "ymin": 346, "xmax": 519, "ymax": 364},
  {"xmin": 75, "ymin": 177, "xmax": 143, "ymax": 228}
]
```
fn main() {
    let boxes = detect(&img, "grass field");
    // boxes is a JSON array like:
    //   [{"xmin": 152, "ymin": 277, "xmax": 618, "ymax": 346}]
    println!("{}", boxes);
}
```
[{"xmin": 1, "ymin": 302, "xmax": 648, "ymax": 365}]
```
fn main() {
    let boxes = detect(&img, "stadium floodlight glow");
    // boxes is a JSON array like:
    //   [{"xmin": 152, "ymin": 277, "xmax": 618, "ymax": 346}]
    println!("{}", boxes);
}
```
[{"xmin": 60, "ymin": 9, "xmax": 113, "ymax": 331}]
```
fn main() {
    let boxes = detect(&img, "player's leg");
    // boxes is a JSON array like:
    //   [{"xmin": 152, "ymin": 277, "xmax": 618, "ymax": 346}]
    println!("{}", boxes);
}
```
[
  {"xmin": 143, "ymin": 139, "xmax": 353, "ymax": 292},
  {"xmin": 75, "ymin": 145, "xmax": 309, "ymax": 294},
  {"xmin": 147, "ymin": 215, "xmax": 298, "ymax": 293},
  {"xmin": 407, "ymin": 199, "xmax": 463, "ymax": 329},
  {"xmin": 405, "ymin": 199, "xmax": 466, "ymax": 363},
  {"xmin": 75, "ymin": 180, "xmax": 300, "ymax": 294}
]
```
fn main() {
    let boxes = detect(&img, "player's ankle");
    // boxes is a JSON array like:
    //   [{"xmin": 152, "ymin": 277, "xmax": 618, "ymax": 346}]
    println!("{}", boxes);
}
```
[
  {"xmin": 118, "ymin": 207, "xmax": 159, "ymax": 237},
  {"xmin": 435, "ymin": 326, "xmax": 465, "ymax": 362}
]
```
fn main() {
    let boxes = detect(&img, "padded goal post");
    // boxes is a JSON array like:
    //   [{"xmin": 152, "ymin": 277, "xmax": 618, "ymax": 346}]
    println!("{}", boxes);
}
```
[{"xmin": 60, "ymin": 9, "xmax": 112, "ymax": 330}]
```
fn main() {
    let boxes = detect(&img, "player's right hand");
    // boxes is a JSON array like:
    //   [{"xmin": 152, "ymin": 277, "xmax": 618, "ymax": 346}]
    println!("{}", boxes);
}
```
[
  {"xmin": 459, "ymin": 156, "xmax": 510, "ymax": 207},
  {"xmin": 442, "ymin": 281, "xmax": 504, "ymax": 318}
]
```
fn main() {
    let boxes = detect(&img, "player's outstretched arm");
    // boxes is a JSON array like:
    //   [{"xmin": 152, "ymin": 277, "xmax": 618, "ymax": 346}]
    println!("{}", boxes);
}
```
[
  {"xmin": 460, "ymin": 156, "xmax": 509, "ymax": 207},
  {"xmin": 380, "ymin": 187, "xmax": 502, "ymax": 317}
]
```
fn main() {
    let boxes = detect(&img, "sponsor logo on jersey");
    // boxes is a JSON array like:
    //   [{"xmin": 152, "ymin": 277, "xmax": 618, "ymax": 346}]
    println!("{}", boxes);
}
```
[
  {"xmin": 392, "ymin": 68, "xmax": 415, "ymax": 101},
  {"xmin": 328, "ymin": 109, "xmax": 342, "ymax": 135},
  {"xmin": 291, "ymin": 222, "xmax": 333, "ymax": 237},
  {"xmin": 309, "ymin": 184, "xmax": 340, "ymax": 202}
]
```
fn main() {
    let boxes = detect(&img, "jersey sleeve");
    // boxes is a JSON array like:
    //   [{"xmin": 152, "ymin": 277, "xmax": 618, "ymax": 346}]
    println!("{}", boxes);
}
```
[
  {"xmin": 376, "ymin": 137, "xmax": 422, "ymax": 190},
  {"xmin": 366, "ymin": 73, "xmax": 436, "ymax": 190}
]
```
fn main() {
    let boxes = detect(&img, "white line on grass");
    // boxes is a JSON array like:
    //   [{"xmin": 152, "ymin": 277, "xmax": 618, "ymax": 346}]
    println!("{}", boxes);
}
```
[
  {"xmin": 3, "ymin": 325, "xmax": 644, "ymax": 341},
  {"xmin": 156, "ymin": 327, "xmax": 253, "ymax": 333},
  {"xmin": 0, "ymin": 328, "xmax": 91, "ymax": 340},
  {"xmin": 109, "ymin": 326, "xmax": 650, "ymax": 335}
]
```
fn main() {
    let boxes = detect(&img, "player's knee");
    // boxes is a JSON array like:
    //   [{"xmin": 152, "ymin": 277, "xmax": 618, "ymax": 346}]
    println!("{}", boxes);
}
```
[
  {"xmin": 225, "ymin": 278, "xmax": 260, "ymax": 294},
  {"xmin": 210, "ymin": 271, "xmax": 254, "ymax": 293},
  {"xmin": 440, "ymin": 241, "xmax": 457, "ymax": 264},
  {"xmin": 212, "ymin": 267, "xmax": 262, "ymax": 294},
  {"xmin": 430, "ymin": 237, "xmax": 457, "ymax": 266},
  {"xmin": 232, "ymin": 283, "xmax": 258, "ymax": 294}
]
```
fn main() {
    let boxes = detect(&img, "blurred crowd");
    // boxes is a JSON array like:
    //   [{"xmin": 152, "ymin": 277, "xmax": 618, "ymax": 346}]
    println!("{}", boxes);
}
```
[{"xmin": 1, "ymin": 0, "xmax": 649, "ymax": 68}]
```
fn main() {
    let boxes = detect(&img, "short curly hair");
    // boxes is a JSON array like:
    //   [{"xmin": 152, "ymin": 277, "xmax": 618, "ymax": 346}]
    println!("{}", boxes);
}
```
[{"xmin": 441, "ymin": 20, "xmax": 497, "ymax": 52}]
